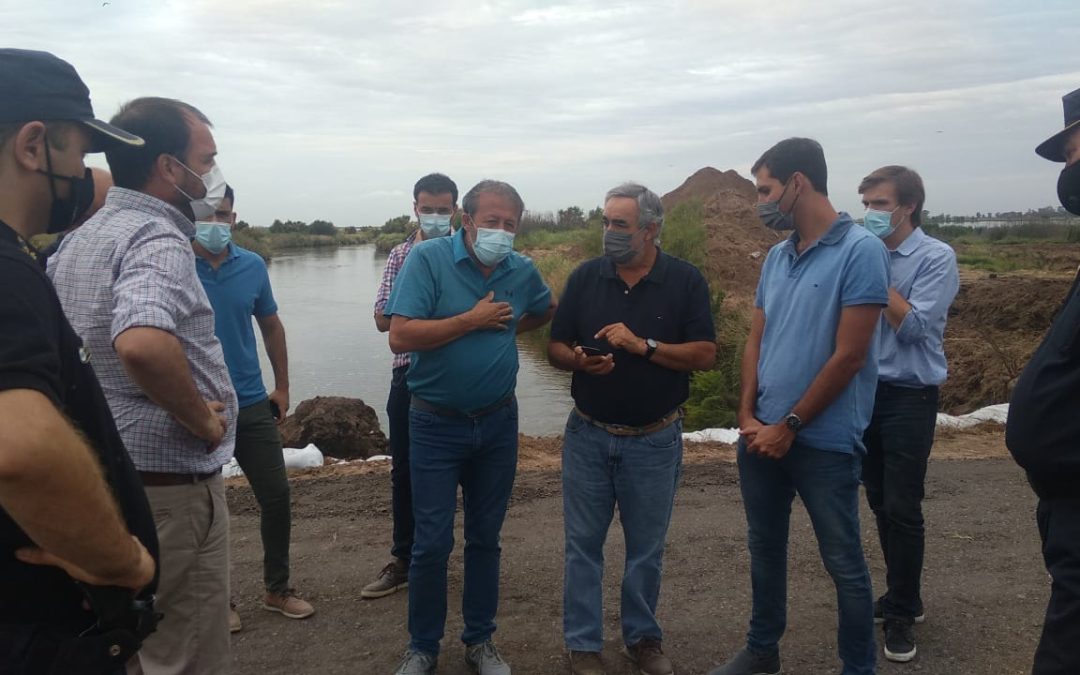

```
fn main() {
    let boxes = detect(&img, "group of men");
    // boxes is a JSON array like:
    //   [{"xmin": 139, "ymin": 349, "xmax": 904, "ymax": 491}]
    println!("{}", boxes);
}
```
[
  {"xmin": 1, "ymin": 49, "xmax": 310, "ymax": 675},
  {"xmin": 1, "ymin": 44, "xmax": 1078, "ymax": 675}
]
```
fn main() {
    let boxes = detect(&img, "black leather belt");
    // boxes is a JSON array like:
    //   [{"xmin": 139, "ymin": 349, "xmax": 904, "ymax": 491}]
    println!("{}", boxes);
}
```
[
  {"xmin": 138, "ymin": 468, "xmax": 221, "ymax": 486},
  {"xmin": 411, "ymin": 394, "xmax": 515, "ymax": 419}
]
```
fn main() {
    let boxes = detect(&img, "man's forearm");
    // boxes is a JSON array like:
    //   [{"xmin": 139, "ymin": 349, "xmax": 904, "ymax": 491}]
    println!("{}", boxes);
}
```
[
  {"xmin": 114, "ymin": 327, "xmax": 208, "ymax": 434},
  {"xmin": 789, "ymin": 351, "xmax": 866, "ymax": 425},
  {"xmin": 0, "ymin": 390, "xmax": 144, "ymax": 585},
  {"xmin": 649, "ymin": 340, "xmax": 716, "ymax": 372},
  {"xmin": 374, "ymin": 312, "xmax": 391, "ymax": 333},
  {"xmin": 516, "ymin": 303, "xmax": 556, "ymax": 334},
  {"xmin": 389, "ymin": 314, "xmax": 475, "ymax": 353},
  {"xmin": 547, "ymin": 340, "xmax": 579, "ymax": 371},
  {"xmin": 261, "ymin": 321, "xmax": 290, "ymax": 391},
  {"xmin": 883, "ymin": 288, "xmax": 911, "ymax": 330},
  {"xmin": 738, "ymin": 342, "xmax": 760, "ymax": 423}
]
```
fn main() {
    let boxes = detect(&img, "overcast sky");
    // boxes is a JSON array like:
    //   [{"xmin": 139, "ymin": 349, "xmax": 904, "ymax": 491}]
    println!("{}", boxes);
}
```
[{"xmin": 10, "ymin": 0, "xmax": 1080, "ymax": 227}]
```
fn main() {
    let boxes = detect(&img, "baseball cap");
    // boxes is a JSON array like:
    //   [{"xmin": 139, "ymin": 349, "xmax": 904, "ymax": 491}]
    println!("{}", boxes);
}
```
[{"xmin": 0, "ymin": 48, "xmax": 142, "ymax": 151}]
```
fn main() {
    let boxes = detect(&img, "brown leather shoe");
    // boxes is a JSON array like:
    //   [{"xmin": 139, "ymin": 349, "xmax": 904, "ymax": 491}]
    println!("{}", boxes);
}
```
[
  {"xmin": 262, "ymin": 589, "xmax": 315, "ymax": 619},
  {"xmin": 362, "ymin": 557, "xmax": 410, "ymax": 599},
  {"xmin": 624, "ymin": 638, "xmax": 673, "ymax": 675},
  {"xmin": 568, "ymin": 650, "xmax": 606, "ymax": 675}
]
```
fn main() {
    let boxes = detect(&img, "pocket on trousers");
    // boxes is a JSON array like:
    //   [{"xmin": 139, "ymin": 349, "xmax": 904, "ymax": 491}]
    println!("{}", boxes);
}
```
[
  {"xmin": 409, "ymin": 409, "xmax": 436, "ymax": 428},
  {"xmin": 565, "ymin": 411, "xmax": 587, "ymax": 435},
  {"xmin": 644, "ymin": 420, "xmax": 681, "ymax": 449}
]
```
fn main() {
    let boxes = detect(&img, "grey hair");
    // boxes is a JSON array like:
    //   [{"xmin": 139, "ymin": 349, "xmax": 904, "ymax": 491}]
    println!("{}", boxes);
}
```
[
  {"xmin": 462, "ymin": 179, "xmax": 525, "ymax": 219},
  {"xmin": 605, "ymin": 182, "xmax": 664, "ymax": 241}
]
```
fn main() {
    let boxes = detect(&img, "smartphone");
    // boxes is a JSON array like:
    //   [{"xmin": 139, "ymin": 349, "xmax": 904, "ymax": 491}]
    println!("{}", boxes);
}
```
[
  {"xmin": 269, "ymin": 400, "xmax": 282, "ymax": 421},
  {"xmin": 578, "ymin": 345, "xmax": 610, "ymax": 357}
]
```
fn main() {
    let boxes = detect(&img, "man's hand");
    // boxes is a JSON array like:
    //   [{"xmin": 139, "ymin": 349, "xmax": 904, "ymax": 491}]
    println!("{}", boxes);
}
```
[
  {"xmin": 16, "ymin": 535, "xmax": 156, "ymax": 592},
  {"xmin": 573, "ymin": 346, "xmax": 615, "ymax": 375},
  {"xmin": 268, "ymin": 388, "xmax": 289, "ymax": 422},
  {"xmin": 595, "ymin": 323, "xmax": 646, "ymax": 355},
  {"xmin": 466, "ymin": 292, "xmax": 513, "ymax": 331},
  {"xmin": 186, "ymin": 400, "xmax": 227, "ymax": 451},
  {"xmin": 747, "ymin": 423, "xmax": 796, "ymax": 460},
  {"xmin": 738, "ymin": 412, "xmax": 764, "ymax": 444}
]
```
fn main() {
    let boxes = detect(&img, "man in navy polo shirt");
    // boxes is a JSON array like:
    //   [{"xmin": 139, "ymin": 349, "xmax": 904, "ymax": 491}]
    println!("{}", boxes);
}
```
[
  {"xmin": 548, "ymin": 182, "xmax": 715, "ymax": 675},
  {"xmin": 710, "ymin": 138, "xmax": 889, "ymax": 675},
  {"xmin": 385, "ymin": 179, "xmax": 555, "ymax": 675},
  {"xmin": 193, "ymin": 185, "xmax": 314, "ymax": 629}
]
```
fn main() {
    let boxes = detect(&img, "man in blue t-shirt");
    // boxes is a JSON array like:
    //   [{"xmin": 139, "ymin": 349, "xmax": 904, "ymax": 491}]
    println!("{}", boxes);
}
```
[
  {"xmin": 710, "ymin": 138, "xmax": 889, "ymax": 675},
  {"xmin": 193, "ymin": 185, "xmax": 314, "ymax": 631},
  {"xmin": 384, "ymin": 180, "xmax": 555, "ymax": 675}
]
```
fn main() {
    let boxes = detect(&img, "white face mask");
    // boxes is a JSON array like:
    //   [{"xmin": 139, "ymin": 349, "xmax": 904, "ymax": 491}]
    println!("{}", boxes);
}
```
[{"xmin": 173, "ymin": 158, "xmax": 227, "ymax": 221}]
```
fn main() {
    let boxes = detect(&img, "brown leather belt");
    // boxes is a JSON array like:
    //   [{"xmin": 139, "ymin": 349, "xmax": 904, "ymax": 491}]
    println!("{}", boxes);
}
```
[
  {"xmin": 138, "ymin": 468, "xmax": 221, "ymax": 486},
  {"xmin": 573, "ymin": 407, "xmax": 684, "ymax": 437}
]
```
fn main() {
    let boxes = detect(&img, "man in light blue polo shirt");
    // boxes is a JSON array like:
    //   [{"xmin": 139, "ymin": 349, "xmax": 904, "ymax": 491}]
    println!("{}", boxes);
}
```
[
  {"xmin": 710, "ymin": 138, "xmax": 889, "ymax": 675},
  {"xmin": 385, "ymin": 179, "xmax": 555, "ymax": 675},
  {"xmin": 857, "ymin": 166, "xmax": 958, "ymax": 664},
  {"xmin": 194, "ymin": 185, "xmax": 314, "ymax": 630}
]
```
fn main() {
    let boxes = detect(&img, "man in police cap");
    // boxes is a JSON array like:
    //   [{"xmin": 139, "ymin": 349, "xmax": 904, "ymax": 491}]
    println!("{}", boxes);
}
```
[
  {"xmin": 0, "ymin": 48, "xmax": 158, "ymax": 673},
  {"xmin": 1006, "ymin": 86, "xmax": 1080, "ymax": 675}
]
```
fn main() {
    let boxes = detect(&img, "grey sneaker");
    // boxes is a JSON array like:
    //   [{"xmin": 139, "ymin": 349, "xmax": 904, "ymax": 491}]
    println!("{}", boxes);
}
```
[
  {"xmin": 393, "ymin": 649, "xmax": 437, "ymax": 675},
  {"xmin": 465, "ymin": 641, "xmax": 511, "ymax": 675},
  {"xmin": 363, "ymin": 558, "xmax": 409, "ymax": 599},
  {"xmin": 708, "ymin": 647, "xmax": 782, "ymax": 675}
]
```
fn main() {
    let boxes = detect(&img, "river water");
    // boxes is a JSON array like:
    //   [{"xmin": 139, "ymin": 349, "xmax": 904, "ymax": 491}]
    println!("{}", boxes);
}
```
[{"xmin": 254, "ymin": 245, "xmax": 573, "ymax": 437}]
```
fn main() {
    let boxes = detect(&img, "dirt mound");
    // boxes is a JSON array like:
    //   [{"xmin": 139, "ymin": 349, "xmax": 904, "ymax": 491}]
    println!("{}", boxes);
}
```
[
  {"xmin": 279, "ymin": 396, "xmax": 387, "ymax": 459},
  {"xmin": 940, "ymin": 273, "xmax": 1071, "ymax": 413},
  {"xmin": 662, "ymin": 167, "xmax": 782, "ymax": 300}
]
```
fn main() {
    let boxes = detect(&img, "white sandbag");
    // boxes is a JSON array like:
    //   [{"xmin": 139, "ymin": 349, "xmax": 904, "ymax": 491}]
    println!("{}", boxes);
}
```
[
  {"xmin": 936, "ymin": 403, "xmax": 1009, "ymax": 429},
  {"xmin": 224, "ymin": 443, "xmax": 325, "ymax": 478},
  {"xmin": 682, "ymin": 427, "xmax": 741, "ymax": 444}
]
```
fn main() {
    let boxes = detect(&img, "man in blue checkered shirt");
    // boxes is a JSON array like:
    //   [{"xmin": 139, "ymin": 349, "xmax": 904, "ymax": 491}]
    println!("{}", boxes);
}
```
[{"xmin": 50, "ymin": 97, "xmax": 237, "ymax": 675}]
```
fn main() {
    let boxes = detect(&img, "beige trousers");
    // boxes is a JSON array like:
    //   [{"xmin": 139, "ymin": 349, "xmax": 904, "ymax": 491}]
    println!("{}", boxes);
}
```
[{"xmin": 129, "ymin": 474, "xmax": 231, "ymax": 675}]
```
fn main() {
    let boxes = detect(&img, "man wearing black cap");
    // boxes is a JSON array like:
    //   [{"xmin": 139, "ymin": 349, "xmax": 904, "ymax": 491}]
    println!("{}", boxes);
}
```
[
  {"xmin": 0, "ymin": 48, "xmax": 158, "ymax": 673},
  {"xmin": 1006, "ymin": 86, "xmax": 1080, "ymax": 675}
]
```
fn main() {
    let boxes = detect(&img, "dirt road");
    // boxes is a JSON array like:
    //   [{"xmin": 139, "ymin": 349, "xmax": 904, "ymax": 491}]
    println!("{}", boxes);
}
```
[{"xmin": 226, "ymin": 428, "xmax": 1048, "ymax": 674}]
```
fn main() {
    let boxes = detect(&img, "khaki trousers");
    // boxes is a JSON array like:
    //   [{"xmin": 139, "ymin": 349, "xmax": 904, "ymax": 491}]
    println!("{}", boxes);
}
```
[{"xmin": 129, "ymin": 474, "xmax": 231, "ymax": 675}]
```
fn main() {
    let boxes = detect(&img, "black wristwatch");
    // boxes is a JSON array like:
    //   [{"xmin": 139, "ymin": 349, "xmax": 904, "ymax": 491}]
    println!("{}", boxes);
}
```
[
  {"xmin": 784, "ymin": 412, "xmax": 803, "ymax": 432},
  {"xmin": 644, "ymin": 338, "xmax": 658, "ymax": 360}
]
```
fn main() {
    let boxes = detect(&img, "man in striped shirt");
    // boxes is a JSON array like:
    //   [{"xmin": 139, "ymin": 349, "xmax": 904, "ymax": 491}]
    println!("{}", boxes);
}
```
[{"xmin": 364, "ymin": 172, "xmax": 458, "ymax": 599}]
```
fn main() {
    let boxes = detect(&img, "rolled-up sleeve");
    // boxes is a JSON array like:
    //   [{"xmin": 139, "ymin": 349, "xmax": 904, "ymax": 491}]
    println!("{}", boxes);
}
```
[
  {"xmin": 895, "ymin": 247, "xmax": 960, "ymax": 345},
  {"xmin": 111, "ymin": 225, "xmax": 200, "ymax": 341}
]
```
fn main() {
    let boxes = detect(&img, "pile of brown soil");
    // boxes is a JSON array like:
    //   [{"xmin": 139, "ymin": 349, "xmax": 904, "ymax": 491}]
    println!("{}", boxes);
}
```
[
  {"xmin": 941, "ymin": 272, "xmax": 1071, "ymax": 413},
  {"xmin": 661, "ymin": 167, "xmax": 782, "ymax": 302}
]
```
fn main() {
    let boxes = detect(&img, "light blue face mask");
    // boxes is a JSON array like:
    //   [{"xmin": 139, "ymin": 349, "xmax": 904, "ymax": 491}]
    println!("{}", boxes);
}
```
[
  {"xmin": 418, "ymin": 213, "xmax": 452, "ymax": 237},
  {"xmin": 194, "ymin": 221, "xmax": 231, "ymax": 254},
  {"xmin": 863, "ymin": 207, "xmax": 899, "ymax": 239},
  {"xmin": 472, "ymin": 227, "xmax": 515, "ymax": 267}
]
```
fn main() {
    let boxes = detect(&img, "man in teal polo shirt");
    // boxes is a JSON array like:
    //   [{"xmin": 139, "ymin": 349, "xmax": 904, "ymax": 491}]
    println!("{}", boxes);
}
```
[
  {"xmin": 193, "ymin": 185, "xmax": 314, "ymax": 630},
  {"xmin": 710, "ymin": 138, "xmax": 889, "ymax": 675},
  {"xmin": 385, "ymin": 179, "xmax": 555, "ymax": 675}
]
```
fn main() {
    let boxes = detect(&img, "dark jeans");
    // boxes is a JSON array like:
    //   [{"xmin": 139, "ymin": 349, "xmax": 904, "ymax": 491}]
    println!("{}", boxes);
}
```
[
  {"xmin": 233, "ymin": 398, "xmax": 292, "ymax": 594},
  {"xmin": 861, "ymin": 382, "xmax": 939, "ymax": 620},
  {"xmin": 407, "ymin": 399, "xmax": 518, "ymax": 657},
  {"xmin": 1033, "ymin": 497, "xmax": 1080, "ymax": 675},
  {"xmin": 737, "ymin": 439, "xmax": 876, "ymax": 675},
  {"xmin": 387, "ymin": 366, "xmax": 414, "ymax": 561}
]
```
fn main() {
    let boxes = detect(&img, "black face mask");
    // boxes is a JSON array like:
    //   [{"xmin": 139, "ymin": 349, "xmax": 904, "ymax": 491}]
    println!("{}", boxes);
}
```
[
  {"xmin": 1058, "ymin": 162, "xmax": 1080, "ymax": 216},
  {"xmin": 38, "ymin": 139, "xmax": 95, "ymax": 234}
]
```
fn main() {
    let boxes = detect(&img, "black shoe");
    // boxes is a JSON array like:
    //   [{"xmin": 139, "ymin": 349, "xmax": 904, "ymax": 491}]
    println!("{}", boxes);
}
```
[
  {"xmin": 873, "ymin": 596, "xmax": 925, "ymax": 625},
  {"xmin": 883, "ymin": 619, "xmax": 917, "ymax": 663}
]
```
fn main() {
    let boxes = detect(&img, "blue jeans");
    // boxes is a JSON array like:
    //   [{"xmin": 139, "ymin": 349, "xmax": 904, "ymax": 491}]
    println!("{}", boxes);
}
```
[
  {"xmin": 562, "ymin": 410, "xmax": 683, "ymax": 652},
  {"xmin": 737, "ymin": 439, "xmax": 875, "ymax": 675},
  {"xmin": 407, "ymin": 399, "xmax": 519, "ymax": 657},
  {"xmin": 862, "ymin": 382, "xmax": 939, "ymax": 620}
]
